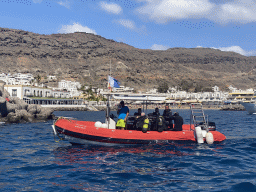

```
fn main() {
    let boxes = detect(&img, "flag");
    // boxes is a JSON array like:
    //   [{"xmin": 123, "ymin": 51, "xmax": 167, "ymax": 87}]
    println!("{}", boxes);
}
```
[{"xmin": 108, "ymin": 76, "xmax": 120, "ymax": 88}]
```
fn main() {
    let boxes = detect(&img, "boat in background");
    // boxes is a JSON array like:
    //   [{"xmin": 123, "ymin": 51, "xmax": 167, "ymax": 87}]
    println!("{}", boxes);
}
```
[{"xmin": 240, "ymin": 102, "xmax": 256, "ymax": 114}]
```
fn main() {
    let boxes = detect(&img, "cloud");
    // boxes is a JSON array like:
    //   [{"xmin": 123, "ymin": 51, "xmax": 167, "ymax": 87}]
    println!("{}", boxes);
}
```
[
  {"xmin": 213, "ymin": 1, "xmax": 256, "ymax": 24},
  {"xmin": 58, "ymin": 0, "xmax": 70, "ymax": 9},
  {"xmin": 136, "ymin": 0, "xmax": 214, "ymax": 23},
  {"xmin": 99, "ymin": 1, "xmax": 122, "ymax": 14},
  {"xmin": 58, "ymin": 22, "xmax": 97, "ymax": 34},
  {"xmin": 115, "ymin": 19, "xmax": 136, "ymax": 29},
  {"xmin": 136, "ymin": 0, "xmax": 256, "ymax": 24},
  {"xmin": 211, "ymin": 46, "xmax": 256, "ymax": 56},
  {"xmin": 151, "ymin": 44, "xmax": 169, "ymax": 50}
]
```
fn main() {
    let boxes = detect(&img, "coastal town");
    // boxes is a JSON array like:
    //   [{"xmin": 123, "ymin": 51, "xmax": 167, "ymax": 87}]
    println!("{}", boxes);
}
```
[{"xmin": 1, "ymin": 72, "xmax": 254, "ymax": 110}]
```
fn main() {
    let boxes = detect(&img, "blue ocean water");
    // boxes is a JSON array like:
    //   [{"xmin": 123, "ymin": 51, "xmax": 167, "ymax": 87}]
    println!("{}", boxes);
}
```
[{"xmin": 1, "ymin": 109, "xmax": 256, "ymax": 192}]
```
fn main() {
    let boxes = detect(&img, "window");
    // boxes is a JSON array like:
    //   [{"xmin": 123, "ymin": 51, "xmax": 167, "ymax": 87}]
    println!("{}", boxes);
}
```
[{"xmin": 12, "ymin": 89, "xmax": 17, "ymax": 97}]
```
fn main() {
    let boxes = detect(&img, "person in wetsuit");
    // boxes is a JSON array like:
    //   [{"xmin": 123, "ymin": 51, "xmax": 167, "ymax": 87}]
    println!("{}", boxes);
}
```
[
  {"xmin": 162, "ymin": 105, "xmax": 173, "ymax": 129},
  {"xmin": 153, "ymin": 107, "xmax": 160, "ymax": 116},
  {"xmin": 172, "ymin": 112, "xmax": 183, "ymax": 131},
  {"xmin": 132, "ymin": 108, "xmax": 142, "ymax": 130},
  {"xmin": 151, "ymin": 107, "xmax": 167, "ymax": 132},
  {"xmin": 134, "ymin": 108, "xmax": 142, "ymax": 117}
]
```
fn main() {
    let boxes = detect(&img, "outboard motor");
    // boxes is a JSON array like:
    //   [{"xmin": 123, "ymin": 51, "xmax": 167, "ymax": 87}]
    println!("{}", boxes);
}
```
[
  {"xmin": 208, "ymin": 122, "xmax": 216, "ymax": 131},
  {"xmin": 199, "ymin": 122, "xmax": 216, "ymax": 131}
]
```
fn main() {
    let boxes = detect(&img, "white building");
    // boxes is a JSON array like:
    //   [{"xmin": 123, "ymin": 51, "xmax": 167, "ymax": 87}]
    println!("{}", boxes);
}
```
[
  {"xmin": 112, "ymin": 86, "xmax": 134, "ymax": 93},
  {"xmin": 47, "ymin": 75, "xmax": 57, "ymax": 81},
  {"xmin": 0, "ymin": 73, "xmax": 34, "ymax": 85},
  {"xmin": 58, "ymin": 80, "xmax": 82, "ymax": 97},
  {"xmin": 4, "ymin": 85, "xmax": 71, "ymax": 99}
]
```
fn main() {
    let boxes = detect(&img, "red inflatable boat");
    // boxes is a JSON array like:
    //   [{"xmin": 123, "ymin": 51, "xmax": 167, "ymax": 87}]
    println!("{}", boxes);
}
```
[{"xmin": 52, "ymin": 117, "xmax": 226, "ymax": 145}]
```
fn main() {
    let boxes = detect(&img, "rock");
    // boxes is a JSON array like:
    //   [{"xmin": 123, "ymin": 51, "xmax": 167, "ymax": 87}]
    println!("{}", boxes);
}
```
[
  {"xmin": 15, "ymin": 109, "xmax": 34, "ymax": 122},
  {"xmin": 0, "ymin": 83, "xmax": 10, "ymax": 98},
  {"xmin": 6, "ymin": 102, "xmax": 23, "ymax": 113},
  {"xmin": 0, "ymin": 97, "xmax": 8, "ymax": 117},
  {"xmin": 36, "ymin": 107, "xmax": 54, "ymax": 120},
  {"xmin": 9, "ymin": 97, "xmax": 28, "ymax": 110},
  {"xmin": 36, "ymin": 105, "xmax": 42, "ymax": 114},
  {"xmin": 7, "ymin": 112, "xmax": 21, "ymax": 123},
  {"xmin": 0, "ymin": 95, "xmax": 54, "ymax": 123},
  {"xmin": 2, "ymin": 91, "xmax": 10, "ymax": 99},
  {"xmin": 0, "ymin": 84, "xmax": 4, "ymax": 97},
  {"xmin": 27, "ymin": 104, "xmax": 37, "ymax": 114}
]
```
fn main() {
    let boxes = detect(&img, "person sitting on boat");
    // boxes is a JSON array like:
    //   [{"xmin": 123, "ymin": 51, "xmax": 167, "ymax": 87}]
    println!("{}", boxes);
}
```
[
  {"xmin": 116, "ymin": 101, "xmax": 129, "ymax": 130},
  {"xmin": 172, "ymin": 112, "xmax": 183, "ymax": 131},
  {"xmin": 162, "ymin": 105, "xmax": 173, "ymax": 129},
  {"xmin": 150, "ymin": 107, "xmax": 167, "ymax": 132},
  {"xmin": 134, "ymin": 108, "xmax": 142, "ymax": 117},
  {"xmin": 153, "ymin": 108, "xmax": 160, "ymax": 116}
]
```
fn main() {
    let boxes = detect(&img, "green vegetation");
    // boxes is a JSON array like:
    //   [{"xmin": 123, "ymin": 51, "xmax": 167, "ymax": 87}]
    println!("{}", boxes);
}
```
[
  {"xmin": 35, "ymin": 75, "xmax": 41, "ymax": 84},
  {"xmin": 84, "ymin": 86, "xmax": 107, "ymax": 101},
  {"xmin": 179, "ymin": 80, "xmax": 192, "ymax": 92},
  {"xmin": 157, "ymin": 82, "xmax": 169, "ymax": 93},
  {"xmin": 194, "ymin": 84, "xmax": 202, "ymax": 92},
  {"xmin": 202, "ymin": 87, "xmax": 213, "ymax": 92}
]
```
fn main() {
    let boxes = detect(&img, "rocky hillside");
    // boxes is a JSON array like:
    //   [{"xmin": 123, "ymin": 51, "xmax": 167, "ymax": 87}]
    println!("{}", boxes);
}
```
[{"xmin": 0, "ymin": 27, "xmax": 256, "ymax": 92}]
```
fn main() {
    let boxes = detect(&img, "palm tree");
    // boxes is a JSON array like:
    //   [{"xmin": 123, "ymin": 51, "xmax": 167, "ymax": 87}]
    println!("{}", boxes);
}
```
[{"xmin": 35, "ymin": 75, "xmax": 41, "ymax": 85}]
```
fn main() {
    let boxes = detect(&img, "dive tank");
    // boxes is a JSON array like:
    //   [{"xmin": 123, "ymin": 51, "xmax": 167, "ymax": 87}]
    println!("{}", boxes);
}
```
[
  {"xmin": 157, "ymin": 117, "xmax": 163, "ymax": 132},
  {"xmin": 142, "ymin": 118, "xmax": 149, "ymax": 133}
]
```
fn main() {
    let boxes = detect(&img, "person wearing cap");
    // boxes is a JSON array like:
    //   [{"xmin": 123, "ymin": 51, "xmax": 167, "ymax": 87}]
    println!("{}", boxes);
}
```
[
  {"xmin": 172, "ymin": 112, "xmax": 183, "ymax": 131},
  {"xmin": 116, "ymin": 101, "xmax": 129, "ymax": 130}
]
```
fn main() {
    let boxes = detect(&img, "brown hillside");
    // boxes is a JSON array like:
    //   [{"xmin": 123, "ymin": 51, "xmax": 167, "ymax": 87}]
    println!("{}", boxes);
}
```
[{"xmin": 0, "ymin": 27, "xmax": 256, "ymax": 92}]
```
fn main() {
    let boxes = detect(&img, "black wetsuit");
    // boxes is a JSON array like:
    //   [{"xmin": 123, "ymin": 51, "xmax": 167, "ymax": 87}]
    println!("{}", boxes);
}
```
[
  {"xmin": 172, "ymin": 115, "xmax": 183, "ymax": 131},
  {"xmin": 134, "ymin": 112, "xmax": 141, "ymax": 116},
  {"xmin": 163, "ymin": 109, "xmax": 173, "ymax": 129}
]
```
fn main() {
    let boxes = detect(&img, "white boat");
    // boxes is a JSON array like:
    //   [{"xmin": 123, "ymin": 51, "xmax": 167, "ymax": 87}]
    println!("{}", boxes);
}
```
[{"xmin": 240, "ymin": 102, "xmax": 256, "ymax": 114}]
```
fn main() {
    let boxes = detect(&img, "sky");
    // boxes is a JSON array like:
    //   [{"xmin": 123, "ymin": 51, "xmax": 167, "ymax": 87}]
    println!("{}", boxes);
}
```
[{"xmin": 0, "ymin": 0, "xmax": 256, "ymax": 56}]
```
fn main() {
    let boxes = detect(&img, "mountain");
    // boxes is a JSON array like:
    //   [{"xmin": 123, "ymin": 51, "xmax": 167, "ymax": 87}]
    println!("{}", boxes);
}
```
[{"xmin": 0, "ymin": 27, "xmax": 256, "ymax": 92}]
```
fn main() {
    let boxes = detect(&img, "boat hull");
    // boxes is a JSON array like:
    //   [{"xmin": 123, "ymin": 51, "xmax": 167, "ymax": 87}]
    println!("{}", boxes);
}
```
[
  {"xmin": 240, "ymin": 102, "xmax": 256, "ymax": 114},
  {"xmin": 54, "ymin": 118, "xmax": 226, "ymax": 145}
]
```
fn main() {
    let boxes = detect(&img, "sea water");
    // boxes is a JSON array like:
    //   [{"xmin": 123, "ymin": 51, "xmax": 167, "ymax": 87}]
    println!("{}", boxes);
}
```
[{"xmin": 1, "ymin": 109, "xmax": 256, "ymax": 191}]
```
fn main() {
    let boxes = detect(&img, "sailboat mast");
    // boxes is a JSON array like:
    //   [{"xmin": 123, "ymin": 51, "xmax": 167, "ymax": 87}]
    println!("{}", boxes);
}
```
[{"xmin": 107, "ymin": 59, "xmax": 111, "ymax": 129}]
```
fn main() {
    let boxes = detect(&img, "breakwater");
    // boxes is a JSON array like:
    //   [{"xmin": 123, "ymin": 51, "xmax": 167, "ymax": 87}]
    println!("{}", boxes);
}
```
[
  {"xmin": 219, "ymin": 104, "xmax": 245, "ymax": 111},
  {"xmin": 0, "ymin": 85, "xmax": 54, "ymax": 123}
]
